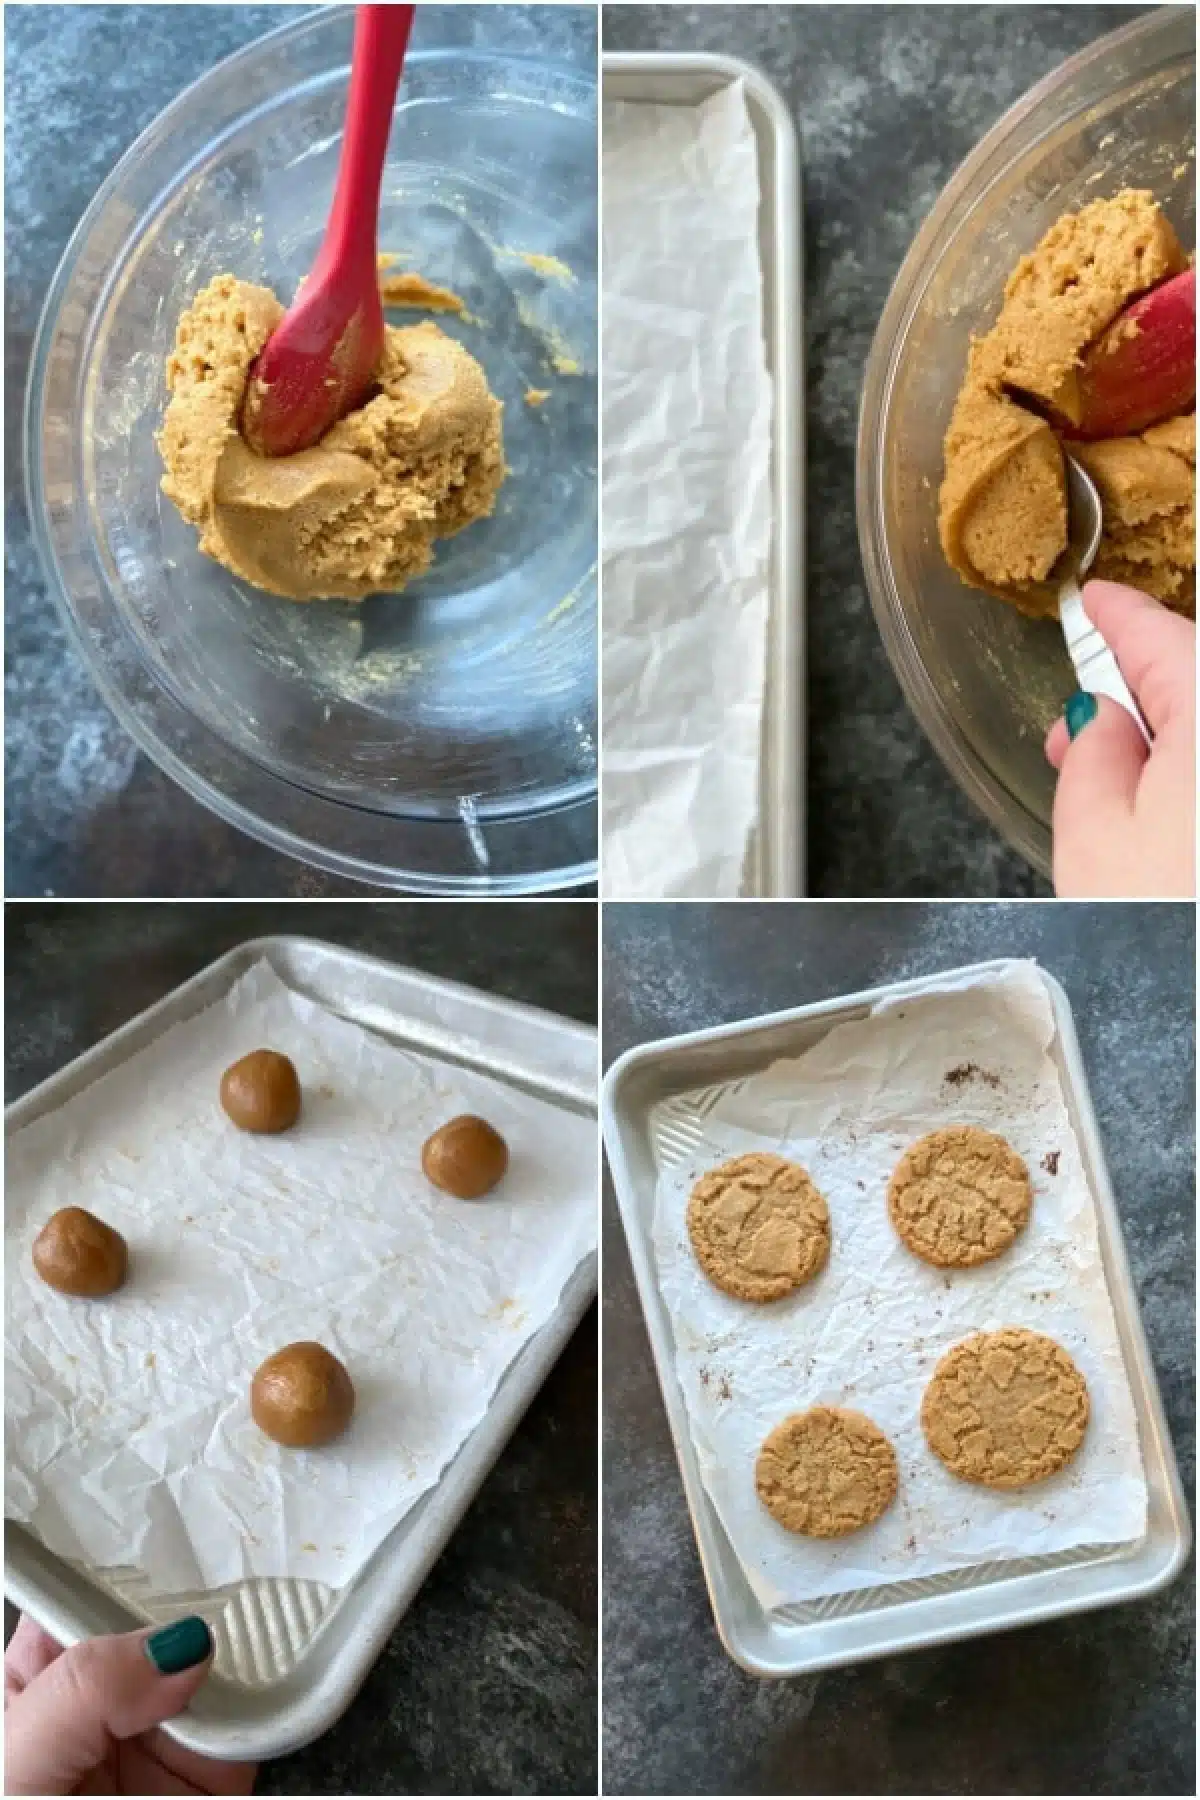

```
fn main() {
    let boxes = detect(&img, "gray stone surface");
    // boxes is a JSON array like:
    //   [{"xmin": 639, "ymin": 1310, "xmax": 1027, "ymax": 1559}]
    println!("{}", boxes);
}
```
[
  {"xmin": 603, "ymin": 901, "xmax": 1195, "ymax": 1795},
  {"xmin": 602, "ymin": 3, "xmax": 1158, "ymax": 898},
  {"xmin": 6, "ymin": 901, "xmax": 598, "ymax": 1795},
  {"xmin": 5, "ymin": 4, "xmax": 595, "ymax": 898}
]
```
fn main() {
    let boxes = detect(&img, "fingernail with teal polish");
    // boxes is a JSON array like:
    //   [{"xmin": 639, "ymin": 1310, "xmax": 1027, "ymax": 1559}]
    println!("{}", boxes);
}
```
[
  {"xmin": 1065, "ymin": 689, "xmax": 1098, "ymax": 740},
  {"xmin": 145, "ymin": 1615, "xmax": 212, "ymax": 1675}
]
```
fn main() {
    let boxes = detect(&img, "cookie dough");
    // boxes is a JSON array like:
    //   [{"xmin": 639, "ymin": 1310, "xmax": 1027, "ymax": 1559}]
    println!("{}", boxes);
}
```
[
  {"xmin": 921, "ymin": 1327, "xmax": 1089, "ymax": 1489},
  {"xmin": 888, "ymin": 1125, "xmax": 1032, "ymax": 1269},
  {"xmin": 939, "ymin": 191, "xmax": 1194, "ymax": 616},
  {"xmin": 686, "ymin": 1152, "xmax": 830, "ymax": 1303},
  {"xmin": 421, "ymin": 1115, "xmax": 509, "ymax": 1199},
  {"xmin": 251, "ymin": 1341, "xmax": 356, "ymax": 1447},
  {"xmin": 755, "ymin": 1406, "xmax": 899, "ymax": 1537},
  {"xmin": 158, "ymin": 274, "xmax": 505, "ymax": 601},
  {"xmin": 32, "ymin": 1207, "xmax": 128, "ymax": 1298},
  {"xmin": 1075, "ymin": 413, "xmax": 1196, "ymax": 608},
  {"xmin": 219, "ymin": 1049, "xmax": 302, "ymax": 1134}
]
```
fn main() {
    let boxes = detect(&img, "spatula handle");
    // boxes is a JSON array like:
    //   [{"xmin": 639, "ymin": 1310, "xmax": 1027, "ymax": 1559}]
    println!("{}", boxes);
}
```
[{"xmin": 320, "ymin": 4, "xmax": 416, "ymax": 276}]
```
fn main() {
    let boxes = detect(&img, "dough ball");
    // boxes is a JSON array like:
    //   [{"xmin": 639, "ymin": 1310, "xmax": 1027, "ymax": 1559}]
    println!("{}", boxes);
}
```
[
  {"xmin": 421, "ymin": 1115, "xmax": 508, "ymax": 1199},
  {"xmin": 33, "ymin": 1206, "xmax": 128, "ymax": 1297},
  {"xmin": 220, "ymin": 1049, "xmax": 301, "ymax": 1133},
  {"xmin": 251, "ymin": 1342, "xmax": 355, "ymax": 1448}
]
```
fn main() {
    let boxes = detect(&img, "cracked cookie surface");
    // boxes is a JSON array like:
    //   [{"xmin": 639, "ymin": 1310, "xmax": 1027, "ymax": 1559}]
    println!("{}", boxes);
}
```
[
  {"xmin": 686, "ymin": 1152, "xmax": 830, "ymax": 1302},
  {"xmin": 755, "ymin": 1405, "xmax": 898, "ymax": 1537},
  {"xmin": 888, "ymin": 1125, "xmax": 1032, "ymax": 1268},
  {"xmin": 921, "ymin": 1327, "xmax": 1090, "ymax": 1488}
]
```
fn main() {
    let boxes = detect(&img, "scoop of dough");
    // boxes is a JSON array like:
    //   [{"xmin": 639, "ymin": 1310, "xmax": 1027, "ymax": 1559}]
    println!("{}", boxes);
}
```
[
  {"xmin": 158, "ymin": 274, "xmax": 505, "ymax": 601},
  {"xmin": 942, "ymin": 386, "xmax": 1067, "ymax": 592}
]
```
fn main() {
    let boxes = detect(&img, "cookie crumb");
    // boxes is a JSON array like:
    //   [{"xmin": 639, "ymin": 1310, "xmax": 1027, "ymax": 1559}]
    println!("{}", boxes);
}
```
[{"xmin": 944, "ymin": 1062, "xmax": 1001, "ymax": 1089}]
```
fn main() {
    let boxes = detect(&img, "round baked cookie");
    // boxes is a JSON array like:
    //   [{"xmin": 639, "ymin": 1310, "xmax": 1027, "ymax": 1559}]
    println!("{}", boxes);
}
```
[
  {"xmin": 686, "ymin": 1152, "xmax": 830, "ymax": 1302},
  {"xmin": 921, "ymin": 1327, "xmax": 1090, "ymax": 1489},
  {"xmin": 755, "ymin": 1406, "xmax": 899, "ymax": 1537},
  {"xmin": 888, "ymin": 1125, "xmax": 1032, "ymax": 1268}
]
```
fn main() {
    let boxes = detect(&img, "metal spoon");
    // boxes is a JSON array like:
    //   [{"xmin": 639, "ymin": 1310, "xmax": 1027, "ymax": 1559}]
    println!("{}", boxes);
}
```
[{"xmin": 1059, "ymin": 456, "xmax": 1153, "ymax": 746}]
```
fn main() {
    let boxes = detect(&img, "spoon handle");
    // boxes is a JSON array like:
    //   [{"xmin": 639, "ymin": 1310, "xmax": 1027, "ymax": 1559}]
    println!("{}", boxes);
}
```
[{"xmin": 1059, "ymin": 582, "xmax": 1153, "ymax": 747}]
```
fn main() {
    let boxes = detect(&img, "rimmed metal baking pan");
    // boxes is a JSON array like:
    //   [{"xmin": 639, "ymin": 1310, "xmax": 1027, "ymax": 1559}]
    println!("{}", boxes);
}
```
[
  {"xmin": 6, "ymin": 935, "xmax": 598, "ymax": 1759},
  {"xmin": 603, "ymin": 52, "xmax": 806, "ymax": 896},
  {"xmin": 602, "ymin": 957, "xmax": 1189, "ymax": 1676}
]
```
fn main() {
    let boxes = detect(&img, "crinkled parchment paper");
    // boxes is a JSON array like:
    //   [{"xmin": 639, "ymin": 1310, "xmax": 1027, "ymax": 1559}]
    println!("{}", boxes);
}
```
[
  {"xmin": 650, "ymin": 962, "xmax": 1147, "ymax": 1610},
  {"xmin": 602, "ymin": 81, "xmax": 773, "ymax": 898},
  {"xmin": 6, "ymin": 963, "xmax": 596, "ymax": 1595}
]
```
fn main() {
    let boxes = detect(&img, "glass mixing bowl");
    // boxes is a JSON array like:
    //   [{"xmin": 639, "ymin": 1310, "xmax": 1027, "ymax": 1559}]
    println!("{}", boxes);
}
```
[
  {"xmin": 27, "ymin": 9, "xmax": 597, "ymax": 892},
  {"xmin": 859, "ymin": 8, "xmax": 1194, "ymax": 877}
]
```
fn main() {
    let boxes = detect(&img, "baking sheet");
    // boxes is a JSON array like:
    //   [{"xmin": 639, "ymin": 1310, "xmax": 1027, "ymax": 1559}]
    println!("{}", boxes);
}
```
[
  {"xmin": 6, "ymin": 960, "xmax": 597, "ymax": 1597},
  {"xmin": 649, "ymin": 962, "xmax": 1147, "ymax": 1611},
  {"xmin": 602, "ymin": 78, "xmax": 774, "ymax": 898}
]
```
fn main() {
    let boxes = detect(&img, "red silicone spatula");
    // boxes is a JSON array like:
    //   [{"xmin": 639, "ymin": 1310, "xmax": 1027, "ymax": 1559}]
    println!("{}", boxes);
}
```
[
  {"xmin": 241, "ymin": 4, "xmax": 416, "ymax": 458},
  {"xmin": 1072, "ymin": 266, "xmax": 1196, "ymax": 441}
]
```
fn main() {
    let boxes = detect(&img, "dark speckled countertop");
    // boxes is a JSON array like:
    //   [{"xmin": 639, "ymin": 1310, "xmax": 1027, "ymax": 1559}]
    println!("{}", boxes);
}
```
[
  {"xmin": 603, "ymin": 902, "xmax": 1195, "ymax": 1796},
  {"xmin": 601, "ymin": 3, "xmax": 1161, "ymax": 898},
  {"xmin": 5, "ymin": 901, "xmax": 598, "ymax": 1796},
  {"xmin": 5, "ymin": 4, "xmax": 596, "ymax": 899}
]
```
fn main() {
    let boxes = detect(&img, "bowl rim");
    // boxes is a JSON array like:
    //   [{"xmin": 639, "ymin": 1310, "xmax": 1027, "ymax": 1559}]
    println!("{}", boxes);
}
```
[
  {"xmin": 24, "ymin": 5, "xmax": 598, "ymax": 895},
  {"xmin": 857, "ymin": 4, "xmax": 1195, "ymax": 881}
]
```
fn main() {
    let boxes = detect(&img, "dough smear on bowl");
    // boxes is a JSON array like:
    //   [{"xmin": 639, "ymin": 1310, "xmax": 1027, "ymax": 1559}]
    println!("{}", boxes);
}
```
[
  {"xmin": 939, "ymin": 190, "xmax": 1194, "ymax": 618},
  {"xmin": 157, "ymin": 274, "xmax": 506, "ymax": 601}
]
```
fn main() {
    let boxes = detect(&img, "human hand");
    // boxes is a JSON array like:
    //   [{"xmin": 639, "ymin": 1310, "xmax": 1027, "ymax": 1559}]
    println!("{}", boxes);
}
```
[
  {"xmin": 4, "ymin": 1614, "xmax": 257, "ymax": 1796},
  {"xmin": 1045, "ymin": 579, "xmax": 1196, "ymax": 897}
]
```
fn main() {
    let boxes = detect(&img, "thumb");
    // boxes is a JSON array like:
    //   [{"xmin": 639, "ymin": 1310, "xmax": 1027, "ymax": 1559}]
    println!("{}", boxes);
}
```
[
  {"xmin": 5, "ymin": 1616, "xmax": 213, "ymax": 1796},
  {"xmin": 1081, "ymin": 580, "xmax": 1195, "ymax": 735},
  {"xmin": 1052, "ymin": 693, "xmax": 1147, "ymax": 892}
]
